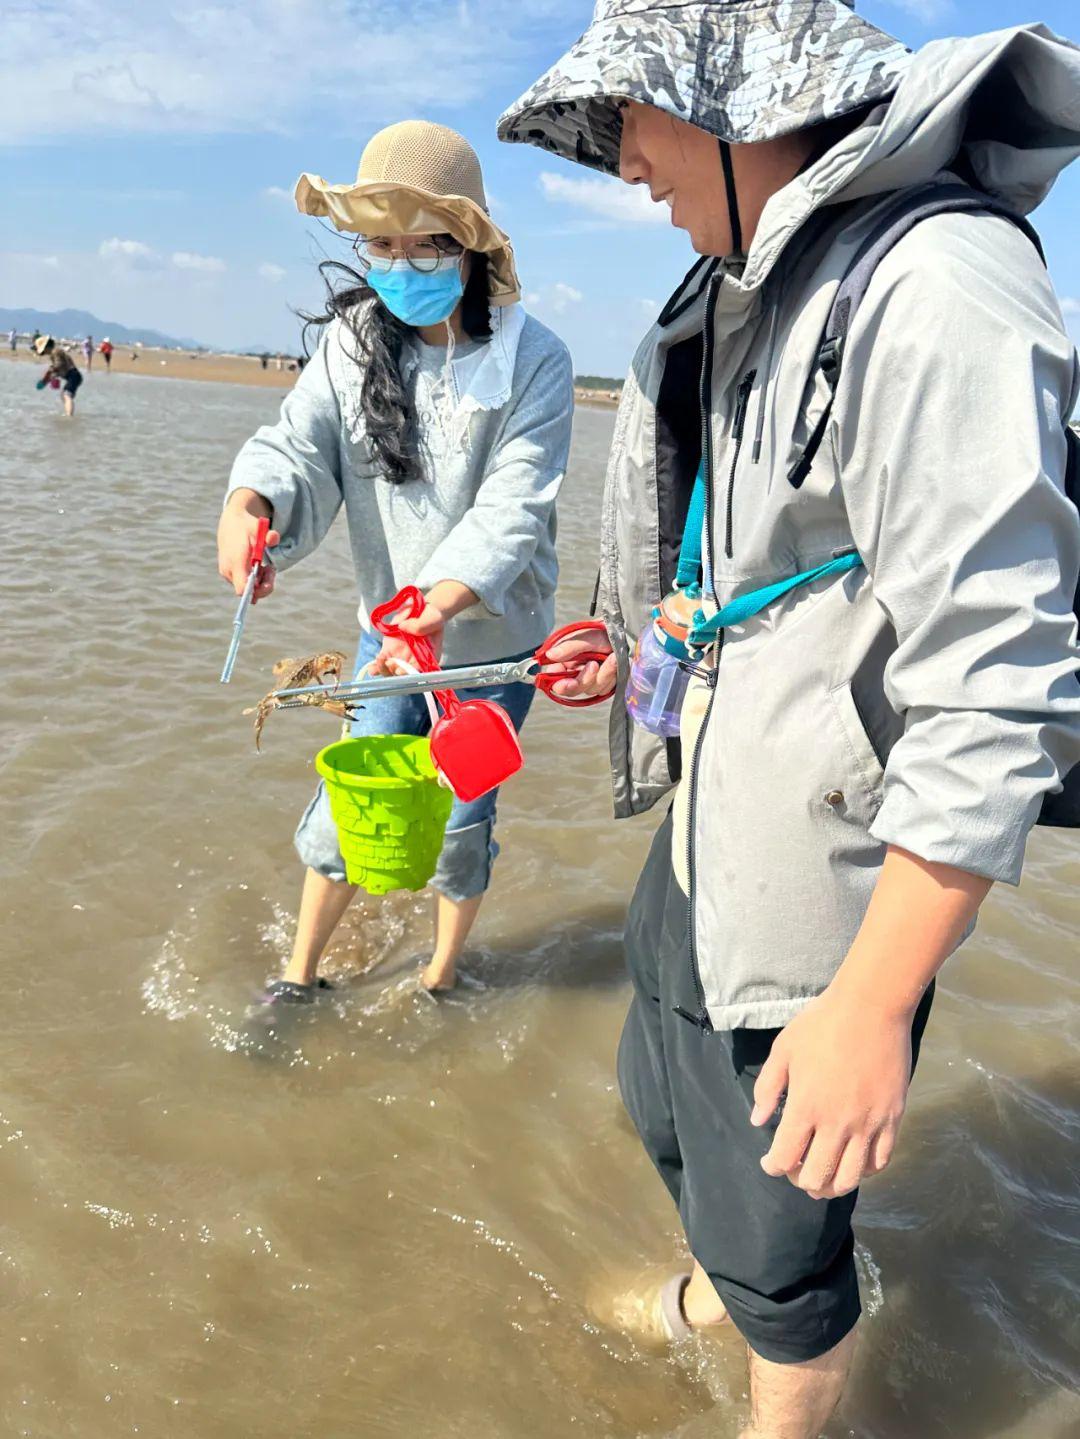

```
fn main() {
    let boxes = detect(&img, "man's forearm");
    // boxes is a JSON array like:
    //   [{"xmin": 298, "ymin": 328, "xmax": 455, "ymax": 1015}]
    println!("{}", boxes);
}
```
[{"xmin": 828, "ymin": 845, "xmax": 993, "ymax": 1018}]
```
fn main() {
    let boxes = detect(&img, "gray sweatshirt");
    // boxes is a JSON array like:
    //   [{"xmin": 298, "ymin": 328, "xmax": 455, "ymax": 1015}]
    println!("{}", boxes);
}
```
[{"xmin": 227, "ymin": 303, "xmax": 574, "ymax": 665}]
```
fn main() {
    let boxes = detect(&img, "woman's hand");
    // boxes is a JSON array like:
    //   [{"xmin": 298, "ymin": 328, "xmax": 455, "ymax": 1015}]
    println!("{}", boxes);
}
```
[
  {"xmin": 370, "ymin": 601, "xmax": 447, "ymax": 675},
  {"xmin": 218, "ymin": 489, "xmax": 279, "ymax": 601},
  {"xmin": 545, "ymin": 626, "xmax": 617, "ymax": 700}
]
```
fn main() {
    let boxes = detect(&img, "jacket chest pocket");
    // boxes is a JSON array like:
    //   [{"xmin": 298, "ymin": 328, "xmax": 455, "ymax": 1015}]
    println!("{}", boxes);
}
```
[{"xmin": 707, "ymin": 369, "xmax": 757, "ymax": 577}]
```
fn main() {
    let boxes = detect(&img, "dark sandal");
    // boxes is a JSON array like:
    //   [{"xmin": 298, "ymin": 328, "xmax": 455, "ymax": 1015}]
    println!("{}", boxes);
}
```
[{"xmin": 262, "ymin": 977, "xmax": 334, "ymax": 1006}]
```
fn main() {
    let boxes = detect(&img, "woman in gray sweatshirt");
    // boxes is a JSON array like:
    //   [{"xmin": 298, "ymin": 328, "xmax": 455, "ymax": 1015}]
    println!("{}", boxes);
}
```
[{"xmin": 217, "ymin": 122, "xmax": 573, "ymax": 999}]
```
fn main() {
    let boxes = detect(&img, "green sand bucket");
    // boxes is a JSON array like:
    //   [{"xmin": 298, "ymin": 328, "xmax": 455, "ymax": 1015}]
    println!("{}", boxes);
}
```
[{"xmin": 315, "ymin": 735, "xmax": 454, "ymax": 895}]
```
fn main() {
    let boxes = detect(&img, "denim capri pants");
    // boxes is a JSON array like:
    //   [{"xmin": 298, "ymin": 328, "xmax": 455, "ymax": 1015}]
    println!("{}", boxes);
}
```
[{"xmin": 295, "ymin": 630, "xmax": 535, "ymax": 902}]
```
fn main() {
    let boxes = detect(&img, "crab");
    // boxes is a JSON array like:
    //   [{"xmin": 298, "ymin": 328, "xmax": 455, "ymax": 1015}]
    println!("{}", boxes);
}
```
[{"xmin": 245, "ymin": 651, "xmax": 349, "ymax": 750}]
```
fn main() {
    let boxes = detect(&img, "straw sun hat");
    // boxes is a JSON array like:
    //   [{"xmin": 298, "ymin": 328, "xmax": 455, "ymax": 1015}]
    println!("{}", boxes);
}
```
[{"xmin": 295, "ymin": 120, "xmax": 520, "ymax": 306}]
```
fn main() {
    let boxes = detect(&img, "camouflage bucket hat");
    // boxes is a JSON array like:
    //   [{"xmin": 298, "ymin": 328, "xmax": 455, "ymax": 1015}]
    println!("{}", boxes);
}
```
[{"xmin": 497, "ymin": 0, "xmax": 910, "ymax": 174}]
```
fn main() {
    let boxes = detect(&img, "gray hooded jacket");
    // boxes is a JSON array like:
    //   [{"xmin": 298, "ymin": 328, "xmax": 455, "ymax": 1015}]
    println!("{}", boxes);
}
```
[{"xmin": 508, "ymin": 23, "xmax": 1080, "ymax": 1029}]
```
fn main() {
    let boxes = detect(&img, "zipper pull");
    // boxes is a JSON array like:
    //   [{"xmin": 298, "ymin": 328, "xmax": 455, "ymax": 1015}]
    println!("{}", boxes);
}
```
[
  {"xmin": 732, "ymin": 371, "xmax": 755, "ymax": 440},
  {"xmin": 672, "ymin": 1005, "xmax": 715, "ymax": 1033}
]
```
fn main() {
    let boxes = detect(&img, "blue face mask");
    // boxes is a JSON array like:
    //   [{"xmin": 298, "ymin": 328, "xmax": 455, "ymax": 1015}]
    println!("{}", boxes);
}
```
[{"xmin": 366, "ymin": 256, "xmax": 464, "ymax": 328}]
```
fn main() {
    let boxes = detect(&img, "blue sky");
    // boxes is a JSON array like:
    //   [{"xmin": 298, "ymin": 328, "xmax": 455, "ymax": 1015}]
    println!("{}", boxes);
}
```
[{"xmin": 1, "ymin": 0, "xmax": 1077, "ymax": 374}]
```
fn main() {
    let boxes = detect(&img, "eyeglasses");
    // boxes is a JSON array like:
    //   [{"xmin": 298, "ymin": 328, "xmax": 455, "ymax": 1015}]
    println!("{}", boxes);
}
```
[{"xmin": 353, "ymin": 236, "xmax": 464, "ymax": 275}]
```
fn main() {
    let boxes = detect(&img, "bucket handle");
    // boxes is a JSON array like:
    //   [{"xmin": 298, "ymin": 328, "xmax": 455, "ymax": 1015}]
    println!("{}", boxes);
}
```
[
  {"xmin": 369, "ymin": 586, "xmax": 460, "ymax": 718},
  {"xmin": 346, "ymin": 659, "xmax": 451, "ymax": 789}
]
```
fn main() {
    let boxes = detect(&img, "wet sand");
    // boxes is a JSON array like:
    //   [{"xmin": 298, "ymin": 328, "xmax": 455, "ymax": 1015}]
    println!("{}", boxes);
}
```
[
  {"xmin": 2, "ymin": 345, "xmax": 621, "ymax": 406},
  {"xmin": 1, "ymin": 343, "xmax": 298, "ymax": 388},
  {"xmin": 1, "ymin": 361, "xmax": 1078, "ymax": 1437}
]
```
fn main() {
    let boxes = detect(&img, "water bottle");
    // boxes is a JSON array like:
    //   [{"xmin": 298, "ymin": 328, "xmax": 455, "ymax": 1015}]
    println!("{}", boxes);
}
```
[{"xmin": 624, "ymin": 589, "xmax": 700, "ymax": 739}]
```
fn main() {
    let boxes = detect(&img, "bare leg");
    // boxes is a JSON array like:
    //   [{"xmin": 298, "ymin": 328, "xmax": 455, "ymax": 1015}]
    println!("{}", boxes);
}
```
[
  {"xmin": 63, "ymin": 393, "xmax": 74, "ymax": 417},
  {"xmin": 739, "ymin": 1327, "xmax": 857, "ymax": 1439},
  {"xmin": 681, "ymin": 1259, "xmax": 730, "ymax": 1328},
  {"xmin": 281, "ymin": 869, "xmax": 357, "ymax": 986},
  {"xmin": 421, "ymin": 891, "xmax": 483, "ymax": 992}
]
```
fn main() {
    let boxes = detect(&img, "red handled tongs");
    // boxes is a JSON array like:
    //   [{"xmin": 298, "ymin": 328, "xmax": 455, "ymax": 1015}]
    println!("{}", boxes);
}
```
[{"xmin": 220, "ymin": 516, "xmax": 270, "ymax": 684}]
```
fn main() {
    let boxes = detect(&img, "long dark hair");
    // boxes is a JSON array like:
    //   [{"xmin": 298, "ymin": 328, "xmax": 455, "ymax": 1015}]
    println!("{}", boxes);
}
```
[{"xmin": 300, "ymin": 246, "xmax": 492, "ymax": 486}]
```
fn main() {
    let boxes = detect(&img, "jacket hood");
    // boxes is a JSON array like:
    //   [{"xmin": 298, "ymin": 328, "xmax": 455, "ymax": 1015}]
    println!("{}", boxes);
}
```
[{"xmin": 735, "ymin": 23, "xmax": 1080, "ymax": 290}]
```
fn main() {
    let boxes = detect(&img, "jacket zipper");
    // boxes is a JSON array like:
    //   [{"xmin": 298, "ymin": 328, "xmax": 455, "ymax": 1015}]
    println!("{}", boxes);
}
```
[
  {"xmin": 675, "ymin": 275, "xmax": 724, "ymax": 1034},
  {"xmin": 698, "ymin": 277, "xmax": 722, "ymax": 600},
  {"xmin": 724, "ymin": 370, "xmax": 756, "ymax": 560}
]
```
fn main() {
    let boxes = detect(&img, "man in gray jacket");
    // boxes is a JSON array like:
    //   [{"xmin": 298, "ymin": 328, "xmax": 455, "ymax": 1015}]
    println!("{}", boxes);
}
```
[{"xmin": 500, "ymin": 4, "xmax": 1080, "ymax": 1435}]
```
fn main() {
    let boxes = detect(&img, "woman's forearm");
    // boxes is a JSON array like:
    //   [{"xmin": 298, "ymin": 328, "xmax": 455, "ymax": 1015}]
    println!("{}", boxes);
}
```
[
  {"xmin": 226, "ymin": 487, "xmax": 273, "ymax": 519},
  {"xmin": 424, "ymin": 579, "xmax": 481, "ymax": 622}
]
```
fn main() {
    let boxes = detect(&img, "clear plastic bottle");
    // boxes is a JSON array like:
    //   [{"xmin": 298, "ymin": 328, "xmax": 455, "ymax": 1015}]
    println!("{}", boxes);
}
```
[{"xmin": 625, "ymin": 624, "xmax": 690, "ymax": 737}]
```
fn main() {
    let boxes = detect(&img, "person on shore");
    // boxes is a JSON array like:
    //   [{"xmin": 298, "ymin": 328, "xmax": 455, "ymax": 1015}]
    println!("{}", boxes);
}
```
[
  {"xmin": 83, "ymin": 335, "xmax": 94, "ymax": 371},
  {"xmin": 99, "ymin": 337, "xmax": 113, "ymax": 372},
  {"xmin": 8, "ymin": 329, "xmax": 16, "ymax": 353},
  {"xmin": 260, "ymin": 352, "xmax": 270, "ymax": 371},
  {"xmin": 500, "ymin": 6, "xmax": 1080, "ymax": 1436},
  {"xmin": 218, "ymin": 121, "xmax": 573, "ymax": 1000},
  {"xmin": 34, "ymin": 335, "xmax": 83, "ymax": 417}
]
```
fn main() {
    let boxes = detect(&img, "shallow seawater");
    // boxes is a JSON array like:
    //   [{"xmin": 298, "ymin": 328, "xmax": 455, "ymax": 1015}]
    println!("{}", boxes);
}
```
[{"xmin": 0, "ymin": 360, "xmax": 1077, "ymax": 1438}]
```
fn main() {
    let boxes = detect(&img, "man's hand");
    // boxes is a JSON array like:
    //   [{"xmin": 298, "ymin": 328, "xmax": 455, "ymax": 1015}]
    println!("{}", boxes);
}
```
[
  {"xmin": 751, "ymin": 987, "xmax": 914, "ymax": 1200},
  {"xmin": 218, "ymin": 489, "xmax": 279, "ymax": 601},
  {"xmin": 750, "ymin": 844, "xmax": 993, "ymax": 1201},
  {"xmin": 544, "ymin": 625, "xmax": 617, "ymax": 700}
]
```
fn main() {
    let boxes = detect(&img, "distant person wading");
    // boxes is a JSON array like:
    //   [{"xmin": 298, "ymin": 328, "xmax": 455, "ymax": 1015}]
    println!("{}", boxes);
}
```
[
  {"xmin": 217, "ymin": 121, "xmax": 573, "ymax": 1001},
  {"xmin": 33, "ymin": 335, "xmax": 83, "ymax": 417}
]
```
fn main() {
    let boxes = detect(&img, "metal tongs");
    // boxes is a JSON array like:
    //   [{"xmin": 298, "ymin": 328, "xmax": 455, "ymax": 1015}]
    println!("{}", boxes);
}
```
[
  {"xmin": 272, "ymin": 622, "xmax": 614, "ymax": 711},
  {"xmin": 220, "ymin": 517, "xmax": 270, "ymax": 684}
]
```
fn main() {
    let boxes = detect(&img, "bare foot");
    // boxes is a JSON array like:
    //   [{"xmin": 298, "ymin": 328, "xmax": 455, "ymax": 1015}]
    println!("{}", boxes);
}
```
[
  {"xmin": 682, "ymin": 1260, "xmax": 731, "ymax": 1329},
  {"xmin": 419, "ymin": 957, "xmax": 457, "ymax": 993}
]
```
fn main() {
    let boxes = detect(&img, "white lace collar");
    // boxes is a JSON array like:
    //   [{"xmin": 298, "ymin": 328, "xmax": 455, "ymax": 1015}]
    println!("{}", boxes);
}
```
[{"xmin": 339, "ymin": 303, "xmax": 527, "ymax": 451}]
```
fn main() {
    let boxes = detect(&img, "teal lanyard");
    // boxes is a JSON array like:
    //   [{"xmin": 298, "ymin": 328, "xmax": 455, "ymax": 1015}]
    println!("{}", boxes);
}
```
[
  {"xmin": 674, "ymin": 461, "xmax": 708, "ymax": 595},
  {"xmin": 674, "ymin": 462, "xmax": 863, "ymax": 649}
]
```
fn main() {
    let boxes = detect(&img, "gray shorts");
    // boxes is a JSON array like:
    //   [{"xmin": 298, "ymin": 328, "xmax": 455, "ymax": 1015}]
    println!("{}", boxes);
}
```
[{"xmin": 294, "ymin": 631, "xmax": 535, "ymax": 903}]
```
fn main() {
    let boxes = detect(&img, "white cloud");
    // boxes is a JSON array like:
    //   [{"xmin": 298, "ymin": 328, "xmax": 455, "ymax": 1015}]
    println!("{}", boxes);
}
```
[
  {"xmin": 1061, "ymin": 297, "xmax": 1080, "ymax": 316},
  {"xmin": 552, "ymin": 282, "xmax": 582, "ymax": 311},
  {"xmin": 0, "ymin": 0, "xmax": 587, "ymax": 144},
  {"xmin": 527, "ymin": 281, "xmax": 584, "ymax": 316},
  {"xmin": 539, "ymin": 171, "xmax": 671, "ymax": 228},
  {"xmin": 172, "ymin": 251, "xmax": 226, "ymax": 273},
  {"xmin": 98, "ymin": 237, "xmax": 161, "ymax": 269},
  {"xmin": 263, "ymin": 186, "xmax": 293, "ymax": 203},
  {"xmin": 3, "ymin": 251, "xmax": 60, "ymax": 269},
  {"xmin": 258, "ymin": 262, "xmax": 287, "ymax": 283}
]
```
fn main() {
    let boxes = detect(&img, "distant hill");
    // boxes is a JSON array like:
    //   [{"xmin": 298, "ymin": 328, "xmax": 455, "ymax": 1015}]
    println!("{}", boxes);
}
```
[
  {"xmin": 575, "ymin": 374, "xmax": 624, "ymax": 391},
  {"xmin": 0, "ymin": 307, "xmax": 203, "ymax": 350}
]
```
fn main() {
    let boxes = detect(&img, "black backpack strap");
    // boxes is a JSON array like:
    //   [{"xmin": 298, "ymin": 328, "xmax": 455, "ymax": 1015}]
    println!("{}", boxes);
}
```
[{"xmin": 787, "ymin": 180, "xmax": 1044, "ymax": 490}]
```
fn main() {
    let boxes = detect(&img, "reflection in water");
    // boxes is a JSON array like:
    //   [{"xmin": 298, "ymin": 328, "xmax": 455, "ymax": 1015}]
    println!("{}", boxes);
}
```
[{"xmin": 0, "ymin": 363, "xmax": 1077, "ymax": 1437}]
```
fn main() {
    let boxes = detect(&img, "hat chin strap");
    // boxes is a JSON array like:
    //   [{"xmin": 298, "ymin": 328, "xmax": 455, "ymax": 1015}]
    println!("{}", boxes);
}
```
[{"xmin": 718, "ymin": 140, "xmax": 743, "ymax": 259}]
